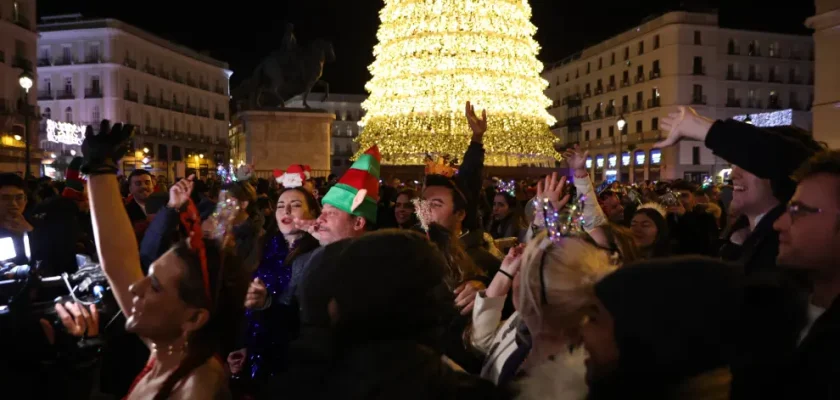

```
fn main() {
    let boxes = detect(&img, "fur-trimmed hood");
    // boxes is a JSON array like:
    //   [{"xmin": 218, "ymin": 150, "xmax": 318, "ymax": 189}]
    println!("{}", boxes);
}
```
[{"xmin": 514, "ymin": 348, "xmax": 589, "ymax": 400}]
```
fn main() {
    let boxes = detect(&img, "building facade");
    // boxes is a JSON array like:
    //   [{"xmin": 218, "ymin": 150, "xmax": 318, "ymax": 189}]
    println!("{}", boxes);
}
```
[
  {"xmin": 806, "ymin": 0, "xmax": 840, "ymax": 148},
  {"xmin": 544, "ymin": 11, "xmax": 814, "ymax": 183},
  {"xmin": 286, "ymin": 92, "xmax": 366, "ymax": 175},
  {"xmin": 0, "ymin": 0, "xmax": 38, "ymax": 174},
  {"xmin": 37, "ymin": 15, "xmax": 232, "ymax": 179}
]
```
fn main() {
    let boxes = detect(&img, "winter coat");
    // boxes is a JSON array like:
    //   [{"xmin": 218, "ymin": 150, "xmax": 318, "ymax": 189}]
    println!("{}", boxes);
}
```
[
  {"xmin": 514, "ymin": 349, "xmax": 588, "ymax": 400},
  {"xmin": 471, "ymin": 291, "xmax": 526, "ymax": 385}
]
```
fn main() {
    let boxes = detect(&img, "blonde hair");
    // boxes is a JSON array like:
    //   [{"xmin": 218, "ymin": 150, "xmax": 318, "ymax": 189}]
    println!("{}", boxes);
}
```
[{"xmin": 518, "ymin": 231, "xmax": 616, "ymax": 337}]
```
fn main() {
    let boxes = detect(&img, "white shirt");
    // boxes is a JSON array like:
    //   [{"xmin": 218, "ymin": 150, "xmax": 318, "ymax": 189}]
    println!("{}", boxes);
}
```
[
  {"xmin": 798, "ymin": 302, "xmax": 827, "ymax": 345},
  {"xmin": 135, "ymin": 199, "xmax": 147, "ymax": 216}
]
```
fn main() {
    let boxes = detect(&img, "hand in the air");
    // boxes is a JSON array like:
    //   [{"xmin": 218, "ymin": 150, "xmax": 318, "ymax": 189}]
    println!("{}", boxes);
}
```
[
  {"xmin": 80, "ymin": 120, "xmax": 135, "ymax": 175},
  {"xmin": 654, "ymin": 106, "xmax": 715, "ymax": 148},
  {"xmin": 40, "ymin": 302, "xmax": 100, "ymax": 344},
  {"xmin": 455, "ymin": 280, "xmax": 485, "ymax": 315},
  {"xmin": 536, "ymin": 172, "xmax": 571, "ymax": 210},
  {"xmin": 465, "ymin": 101, "xmax": 488, "ymax": 142},
  {"xmin": 500, "ymin": 244, "xmax": 525, "ymax": 277},
  {"xmin": 168, "ymin": 175, "xmax": 195, "ymax": 209},
  {"xmin": 244, "ymin": 278, "xmax": 268, "ymax": 309},
  {"xmin": 562, "ymin": 145, "xmax": 589, "ymax": 177}
]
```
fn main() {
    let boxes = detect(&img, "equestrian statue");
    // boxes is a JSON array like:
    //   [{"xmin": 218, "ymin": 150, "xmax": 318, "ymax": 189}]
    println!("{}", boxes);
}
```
[{"xmin": 234, "ymin": 24, "xmax": 336, "ymax": 110}]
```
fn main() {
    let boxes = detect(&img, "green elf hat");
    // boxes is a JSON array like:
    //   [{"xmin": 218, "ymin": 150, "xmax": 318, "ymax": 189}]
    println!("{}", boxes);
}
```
[
  {"xmin": 321, "ymin": 145, "xmax": 381, "ymax": 223},
  {"xmin": 62, "ymin": 157, "xmax": 86, "ymax": 201}
]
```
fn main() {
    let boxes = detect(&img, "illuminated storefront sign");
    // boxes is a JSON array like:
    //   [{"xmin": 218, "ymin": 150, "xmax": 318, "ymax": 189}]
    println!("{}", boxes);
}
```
[{"xmin": 46, "ymin": 119, "xmax": 85, "ymax": 145}]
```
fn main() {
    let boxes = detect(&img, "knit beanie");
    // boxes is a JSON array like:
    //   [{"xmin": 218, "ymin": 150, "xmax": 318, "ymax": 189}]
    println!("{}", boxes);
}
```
[
  {"xmin": 61, "ymin": 157, "xmax": 85, "ymax": 201},
  {"xmin": 593, "ymin": 257, "xmax": 744, "ymax": 385},
  {"xmin": 330, "ymin": 230, "xmax": 454, "ymax": 348},
  {"xmin": 321, "ymin": 146, "xmax": 381, "ymax": 223}
]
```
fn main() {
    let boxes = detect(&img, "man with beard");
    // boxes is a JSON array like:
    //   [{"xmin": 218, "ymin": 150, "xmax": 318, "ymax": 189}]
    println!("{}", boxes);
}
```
[{"xmin": 125, "ymin": 169, "xmax": 155, "ymax": 241}]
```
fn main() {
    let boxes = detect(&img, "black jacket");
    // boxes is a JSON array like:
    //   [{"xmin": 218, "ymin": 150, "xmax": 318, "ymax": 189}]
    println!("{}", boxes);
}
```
[
  {"xmin": 719, "ymin": 205, "xmax": 786, "ymax": 276},
  {"xmin": 783, "ymin": 297, "xmax": 840, "ymax": 399}
]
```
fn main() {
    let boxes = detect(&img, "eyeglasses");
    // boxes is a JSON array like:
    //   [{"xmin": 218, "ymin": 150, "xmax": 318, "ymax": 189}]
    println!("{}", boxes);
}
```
[
  {"xmin": 0, "ymin": 194, "xmax": 25, "ymax": 203},
  {"xmin": 786, "ymin": 201, "xmax": 830, "ymax": 223}
]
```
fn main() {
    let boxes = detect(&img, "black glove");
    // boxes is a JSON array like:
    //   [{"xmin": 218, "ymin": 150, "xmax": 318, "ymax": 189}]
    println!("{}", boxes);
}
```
[{"xmin": 80, "ymin": 120, "xmax": 135, "ymax": 176}]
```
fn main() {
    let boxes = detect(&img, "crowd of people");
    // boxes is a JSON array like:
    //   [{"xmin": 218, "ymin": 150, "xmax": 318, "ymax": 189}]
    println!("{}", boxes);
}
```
[{"xmin": 1, "ymin": 103, "xmax": 838, "ymax": 399}]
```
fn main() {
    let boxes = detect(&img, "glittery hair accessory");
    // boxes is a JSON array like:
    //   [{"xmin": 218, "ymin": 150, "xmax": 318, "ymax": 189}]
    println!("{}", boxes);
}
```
[
  {"xmin": 496, "ymin": 179, "xmax": 516, "ymax": 197},
  {"xmin": 234, "ymin": 164, "xmax": 255, "ymax": 182},
  {"xmin": 424, "ymin": 153, "xmax": 458, "ymax": 177},
  {"xmin": 412, "ymin": 198, "xmax": 434, "ymax": 232},
  {"xmin": 638, "ymin": 202, "xmax": 667, "ymax": 217},
  {"xmin": 659, "ymin": 190, "xmax": 681, "ymax": 207},
  {"xmin": 533, "ymin": 194, "xmax": 586, "ymax": 243},
  {"xmin": 205, "ymin": 190, "xmax": 242, "ymax": 241}
]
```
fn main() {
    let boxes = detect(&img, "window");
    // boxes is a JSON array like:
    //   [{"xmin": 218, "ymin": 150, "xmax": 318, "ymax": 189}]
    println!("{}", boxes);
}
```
[
  {"xmin": 62, "ymin": 46, "xmax": 72, "ymax": 63},
  {"xmin": 174, "ymin": 120, "xmax": 179, "ymax": 133},
  {"xmin": 693, "ymin": 56, "xmax": 704, "ymax": 75},
  {"xmin": 650, "ymin": 149, "xmax": 661, "ymax": 164},
  {"xmin": 586, "ymin": 62, "xmax": 591, "ymax": 74},
  {"xmin": 636, "ymin": 65, "xmax": 644, "ymax": 78},
  {"xmin": 145, "ymin": 113, "xmax": 151, "ymax": 128},
  {"xmin": 651, "ymin": 117, "xmax": 659, "ymax": 130},
  {"xmin": 596, "ymin": 128, "xmax": 602, "ymax": 139},
  {"xmin": 596, "ymin": 155, "xmax": 604, "ymax": 168},
  {"xmin": 584, "ymin": 130, "xmax": 590, "ymax": 141},
  {"xmin": 609, "ymin": 75, "xmax": 615, "ymax": 87},
  {"xmin": 769, "ymin": 41, "xmax": 779, "ymax": 57},
  {"xmin": 652, "ymin": 59, "xmax": 660, "ymax": 73},
  {"xmin": 565, "ymin": 73, "xmax": 569, "ymax": 82},
  {"xmin": 43, "ymin": 78, "xmax": 51, "ymax": 92},
  {"xmin": 608, "ymin": 126, "xmax": 615, "ymax": 137},
  {"xmin": 125, "ymin": 109, "xmax": 131, "ymax": 124},
  {"xmin": 727, "ymin": 87, "xmax": 735, "ymax": 100},
  {"xmin": 611, "ymin": 52, "xmax": 615, "ymax": 65},
  {"xmin": 187, "ymin": 122, "xmax": 191, "ymax": 134},
  {"xmin": 90, "ymin": 44, "xmax": 100, "ymax": 62},
  {"xmin": 638, "ymin": 41, "xmax": 644, "ymax": 55},
  {"xmin": 636, "ymin": 120, "xmax": 643, "ymax": 133},
  {"xmin": 92, "ymin": 105, "xmax": 100, "ymax": 122},
  {"xmin": 624, "ymin": 47, "xmax": 629, "ymax": 60},
  {"xmin": 693, "ymin": 84, "xmax": 704, "ymax": 104},
  {"xmin": 623, "ymin": 70, "xmax": 629, "ymax": 84},
  {"xmin": 789, "ymin": 91, "xmax": 799, "ymax": 108},
  {"xmin": 64, "ymin": 77, "xmax": 72, "ymax": 92},
  {"xmin": 692, "ymin": 146, "xmax": 700, "ymax": 165},
  {"xmin": 91, "ymin": 76, "xmax": 100, "ymax": 92},
  {"xmin": 621, "ymin": 95, "xmax": 629, "ymax": 108},
  {"xmin": 585, "ymin": 156, "xmax": 593, "ymax": 169},
  {"xmin": 694, "ymin": 30, "xmax": 702, "ymax": 45},
  {"xmin": 654, "ymin": 35, "xmax": 660, "ymax": 49},
  {"xmin": 728, "ymin": 39, "xmax": 737, "ymax": 54},
  {"xmin": 125, "ymin": 78, "xmax": 130, "ymax": 91},
  {"xmin": 43, "ymin": 107, "xmax": 51, "ymax": 120},
  {"xmin": 635, "ymin": 151, "xmax": 646, "ymax": 166},
  {"xmin": 598, "ymin": 57, "xmax": 602, "ymax": 70},
  {"xmin": 65, "ymin": 107, "xmax": 73, "ymax": 123},
  {"xmin": 622, "ymin": 152, "xmax": 630, "ymax": 166}
]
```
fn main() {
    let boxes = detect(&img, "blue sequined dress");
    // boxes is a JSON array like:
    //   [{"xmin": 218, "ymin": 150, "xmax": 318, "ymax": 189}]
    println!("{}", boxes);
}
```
[{"xmin": 242, "ymin": 232, "xmax": 298, "ymax": 383}]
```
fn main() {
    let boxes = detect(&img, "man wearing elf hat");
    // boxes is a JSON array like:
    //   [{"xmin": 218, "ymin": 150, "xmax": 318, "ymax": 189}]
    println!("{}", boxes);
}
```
[
  {"xmin": 312, "ymin": 146, "xmax": 381, "ymax": 245},
  {"xmin": 61, "ymin": 157, "xmax": 89, "ymax": 211}
]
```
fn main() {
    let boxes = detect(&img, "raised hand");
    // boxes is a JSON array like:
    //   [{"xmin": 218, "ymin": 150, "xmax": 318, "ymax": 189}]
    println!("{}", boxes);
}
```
[
  {"xmin": 536, "ymin": 172, "xmax": 571, "ymax": 210},
  {"xmin": 80, "ymin": 120, "xmax": 135, "ymax": 175},
  {"xmin": 654, "ymin": 106, "xmax": 715, "ymax": 148},
  {"xmin": 563, "ymin": 144, "xmax": 589, "ymax": 177},
  {"xmin": 56, "ymin": 302, "xmax": 99, "ymax": 338},
  {"xmin": 500, "ymin": 244, "xmax": 525, "ymax": 276},
  {"xmin": 465, "ymin": 101, "xmax": 488, "ymax": 142},
  {"xmin": 168, "ymin": 174, "xmax": 195, "ymax": 209}
]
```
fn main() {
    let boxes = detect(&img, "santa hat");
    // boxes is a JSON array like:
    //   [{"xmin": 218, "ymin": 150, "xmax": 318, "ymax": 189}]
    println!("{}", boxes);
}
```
[
  {"xmin": 321, "ymin": 146, "xmax": 381, "ymax": 223},
  {"xmin": 275, "ymin": 164, "xmax": 312, "ymax": 188},
  {"xmin": 62, "ymin": 157, "xmax": 86, "ymax": 201}
]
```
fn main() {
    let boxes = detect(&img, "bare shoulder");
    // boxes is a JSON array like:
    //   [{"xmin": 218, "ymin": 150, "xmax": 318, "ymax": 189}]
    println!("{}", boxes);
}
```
[{"xmin": 172, "ymin": 358, "xmax": 230, "ymax": 400}]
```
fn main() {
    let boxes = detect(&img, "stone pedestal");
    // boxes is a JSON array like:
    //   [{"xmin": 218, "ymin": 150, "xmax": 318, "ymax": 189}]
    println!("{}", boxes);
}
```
[{"xmin": 230, "ymin": 110, "xmax": 334, "ymax": 178}]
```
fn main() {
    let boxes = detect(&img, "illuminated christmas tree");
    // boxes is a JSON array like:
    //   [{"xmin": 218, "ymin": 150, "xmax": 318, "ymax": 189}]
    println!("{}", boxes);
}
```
[{"xmin": 355, "ymin": 0, "xmax": 558, "ymax": 166}]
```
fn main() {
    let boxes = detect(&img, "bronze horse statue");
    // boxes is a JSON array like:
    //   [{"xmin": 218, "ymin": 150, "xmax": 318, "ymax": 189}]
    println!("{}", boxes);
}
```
[{"xmin": 236, "ymin": 39, "xmax": 336, "ymax": 109}]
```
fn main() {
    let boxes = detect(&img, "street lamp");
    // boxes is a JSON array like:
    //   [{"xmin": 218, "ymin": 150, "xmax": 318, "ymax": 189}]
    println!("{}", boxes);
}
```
[
  {"xmin": 616, "ymin": 115, "xmax": 627, "ymax": 182},
  {"xmin": 18, "ymin": 70, "xmax": 34, "ymax": 178},
  {"xmin": 616, "ymin": 115, "xmax": 626, "ymax": 131},
  {"xmin": 143, "ymin": 147, "xmax": 150, "ymax": 154},
  {"xmin": 199, "ymin": 153, "xmax": 204, "ymax": 159},
  {"xmin": 13, "ymin": 135, "xmax": 22, "ymax": 141}
]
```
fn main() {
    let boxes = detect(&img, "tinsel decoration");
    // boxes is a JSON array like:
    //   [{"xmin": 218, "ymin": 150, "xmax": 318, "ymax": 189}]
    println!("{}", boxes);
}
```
[
  {"xmin": 496, "ymin": 179, "xmax": 516, "ymax": 197},
  {"xmin": 205, "ymin": 190, "xmax": 241, "ymax": 241},
  {"xmin": 659, "ymin": 191, "xmax": 681, "ymax": 207},
  {"xmin": 217, "ymin": 164, "xmax": 233, "ymax": 184},
  {"xmin": 412, "ymin": 198, "xmax": 434, "ymax": 232}
]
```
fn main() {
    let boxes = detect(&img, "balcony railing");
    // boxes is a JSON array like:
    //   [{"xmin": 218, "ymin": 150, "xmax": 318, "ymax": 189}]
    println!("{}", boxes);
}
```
[
  {"xmin": 83, "ymin": 55, "xmax": 103, "ymax": 64},
  {"xmin": 124, "ymin": 58, "xmax": 137, "ymax": 69},
  {"xmin": 620, "ymin": 79, "xmax": 631, "ymax": 88},
  {"xmin": 635, "ymin": 75, "xmax": 645, "ymax": 83},
  {"xmin": 692, "ymin": 66, "xmax": 706, "ymax": 76},
  {"xmin": 789, "ymin": 76, "xmax": 802, "ymax": 85},
  {"xmin": 727, "ymin": 48, "xmax": 740, "ymax": 56},
  {"xmin": 173, "ymin": 74, "xmax": 184, "ymax": 84},
  {"xmin": 594, "ymin": 87, "xmax": 604, "ymax": 95},
  {"xmin": 607, "ymin": 84, "xmax": 616, "ymax": 92},
  {"xmin": 691, "ymin": 95, "xmax": 707, "ymax": 105},
  {"xmin": 583, "ymin": 90, "xmax": 592, "ymax": 98},
  {"xmin": 768, "ymin": 100, "xmax": 783, "ymax": 110},
  {"xmin": 632, "ymin": 102, "xmax": 643, "ymax": 112},
  {"xmin": 746, "ymin": 99, "xmax": 763, "ymax": 108},
  {"xmin": 143, "ymin": 64, "xmax": 157, "ymax": 75},
  {"xmin": 58, "ymin": 89, "xmax": 76, "ymax": 99},
  {"xmin": 54, "ymin": 56, "xmax": 75, "ymax": 66},
  {"xmin": 124, "ymin": 90, "xmax": 138, "ymax": 102},
  {"xmin": 747, "ymin": 73, "xmax": 763, "ymax": 82},
  {"xmin": 159, "ymin": 99, "xmax": 172, "ymax": 109},
  {"xmin": 37, "ymin": 90, "xmax": 54, "ymax": 100},
  {"xmin": 592, "ymin": 110, "xmax": 603, "ymax": 120},
  {"xmin": 790, "ymin": 52, "xmax": 802, "ymax": 60},
  {"xmin": 214, "ymin": 112, "xmax": 226, "ymax": 121},
  {"xmin": 199, "ymin": 108, "xmax": 210, "ymax": 118},
  {"xmin": 37, "ymin": 58, "xmax": 51, "ymax": 67},
  {"xmin": 85, "ymin": 88, "xmax": 103, "ymax": 98},
  {"xmin": 145, "ymin": 127, "xmax": 160, "ymax": 137},
  {"xmin": 789, "ymin": 100, "xmax": 802, "ymax": 110},
  {"xmin": 171, "ymin": 103, "xmax": 185, "ymax": 113},
  {"xmin": 159, "ymin": 70, "xmax": 170, "ymax": 80},
  {"xmin": 620, "ymin": 105, "xmax": 629, "ymax": 114},
  {"xmin": 725, "ymin": 98, "xmax": 741, "ymax": 108},
  {"xmin": 144, "ymin": 96, "xmax": 158, "ymax": 106},
  {"xmin": 214, "ymin": 86, "xmax": 225, "ymax": 95},
  {"xmin": 13, "ymin": 15, "xmax": 31, "ymax": 30},
  {"xmin": 649, "ymin": 70, "xmax": 661, "ymax": 80},
  {"xmin": 726, "ymin": 72, "xmax": 741, "ymax": 81},
  {"xmin": 199, "ymin": 82, "xmax": 210, "ymax": 91},
  {"xmin": 186, "ymin": 78, "xmax": 197, "ymax": 87},
  {"xmin": 647, "ymin": 98, "xmax": 661, "ymax": 108},
  {"xmin": 186, "ymin": 106, "xmax": 197, "ymax": 115},
  {"xmin": 768, "ymin": 74, "xmax": 783, "ymax": 83},
  {"xmin": 605, "ymin": 106, "xmax": 616, "ymax": 117},
  {"xmin": 747, "ymin": 48, "xmax": 762, "ymax": 57}
]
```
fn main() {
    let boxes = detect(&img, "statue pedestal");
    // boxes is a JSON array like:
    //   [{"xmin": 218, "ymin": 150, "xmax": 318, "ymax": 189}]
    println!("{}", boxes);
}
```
[{"xmin": 230, "ymin": 109, "xmax": 334, "ymax": 178}]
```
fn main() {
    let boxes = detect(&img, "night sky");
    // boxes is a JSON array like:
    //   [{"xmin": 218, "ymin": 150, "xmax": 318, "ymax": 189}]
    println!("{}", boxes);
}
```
[{"xmin": 38, "ymin": 0, "xmax": 814, "ymax": 94}]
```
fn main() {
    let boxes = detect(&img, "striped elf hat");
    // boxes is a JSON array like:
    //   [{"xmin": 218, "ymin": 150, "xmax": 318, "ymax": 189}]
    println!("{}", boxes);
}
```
[{"xmin": 321, "ymin": 146, "xmax": 381, "ymax": 223}]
